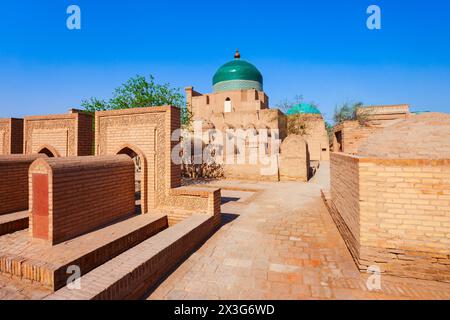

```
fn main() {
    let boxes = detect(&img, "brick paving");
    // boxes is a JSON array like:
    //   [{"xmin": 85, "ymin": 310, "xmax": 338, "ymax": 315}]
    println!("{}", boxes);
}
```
[{"xmin": 146, "ymin": 164, "xmax": 450, "ymax": 300}]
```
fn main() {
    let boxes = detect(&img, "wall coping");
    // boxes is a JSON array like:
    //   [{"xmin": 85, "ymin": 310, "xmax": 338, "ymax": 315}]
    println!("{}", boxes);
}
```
[
  {"xmin": 95, "ymin": 105, "xmax": 177, "ymax": 117},
  {"xmin": 331, "ymin": 152, "xmax": 450, "ymax": 166},
  {"xmin": 170, "ymin": 186, "xmax": 221, "ymax": 198}
]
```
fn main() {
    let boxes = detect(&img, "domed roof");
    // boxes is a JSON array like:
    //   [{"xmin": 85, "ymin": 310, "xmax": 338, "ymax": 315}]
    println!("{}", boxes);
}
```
[
  {"xmin": 286, "ymin": 103, "xmax": 321, "ymax": 115},
  {"xmin": 212, "ymin": 50, "xmax": 263, "ymax": 92},
  {"xmin": 358, "ymin": 112, "xmax": 450, "ymax": 159}
]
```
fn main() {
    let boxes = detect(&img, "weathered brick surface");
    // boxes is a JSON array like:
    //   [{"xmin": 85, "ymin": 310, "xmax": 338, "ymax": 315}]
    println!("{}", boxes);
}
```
[
  {"xmin": 28, "ymin": 155, "xmax": 136, "ymax": 244},
  {"xmin": 24, "ymin": 110, "xmax": 93, "ymax": 157},
  {"xmin": 0, "ymin": 154, "xmax": 46, "ymax": 215},
  {"xmin": 0, "ymin": 118, "xmax": 24, "ymax": 155},
  {"xmin": 330, "ymin": 152, "xmax": 450, "ymax": 282}
]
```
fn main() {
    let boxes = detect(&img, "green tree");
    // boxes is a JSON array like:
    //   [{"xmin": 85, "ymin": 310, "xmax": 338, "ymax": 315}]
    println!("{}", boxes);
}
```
[
  {"xmin": 81, "ymin": 75, "xmax": 192, "ymax": 127},
  {"xmin": 333, "ymin": 101, "xmax": 366, "ymax": 124}
]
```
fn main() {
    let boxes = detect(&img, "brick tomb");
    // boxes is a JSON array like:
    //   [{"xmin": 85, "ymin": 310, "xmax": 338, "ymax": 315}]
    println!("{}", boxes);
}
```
[{"xmin": 328, "ymin": 113, "xmax": 450, "ymax": 282}]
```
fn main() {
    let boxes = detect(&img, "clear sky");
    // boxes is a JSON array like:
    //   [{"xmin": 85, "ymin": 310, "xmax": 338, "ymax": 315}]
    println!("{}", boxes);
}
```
[{"xmin": 1, "ymin": 0, "xmax": 449, "ymax": 123}]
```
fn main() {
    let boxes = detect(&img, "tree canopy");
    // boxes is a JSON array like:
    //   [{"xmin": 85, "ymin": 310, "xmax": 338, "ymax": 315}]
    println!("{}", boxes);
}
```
[
  {"xmin": 333, "ymin": 101, "xmax": 365, "ymax": 124},
  {"xmin": 81, "ymin": 75, "xmax": 192, "ymax": 126}
]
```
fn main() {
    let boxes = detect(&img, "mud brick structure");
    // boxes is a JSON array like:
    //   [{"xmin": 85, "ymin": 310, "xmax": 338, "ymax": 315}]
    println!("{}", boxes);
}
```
[
  {"xmin": 279, "ymin": 135, "xmax": 310, "ymax": 181},
  {"xmin": 0, "ymin": 154, "xmax": 46, "ymax": 216},
  {"xmin": 332, "ymin": 104, "xmax": 410, "ymax": 154},
  {"xmin": 29, "ymin": 155, "xmax": 135, "ymax": 245},
  {"xmin": 329, "ymin": 113, "xmax": 450, "ymax": 282},
  {"xmin": 24, "ymin": 109, "xmax": 93, "ymax": 157},
  {"xmin": 0, "ymin": 118, "xmax": 24, "ymax": 155}
]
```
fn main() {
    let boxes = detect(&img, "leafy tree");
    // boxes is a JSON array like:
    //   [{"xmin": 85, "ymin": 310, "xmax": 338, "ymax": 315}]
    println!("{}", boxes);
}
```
[
  {"xmin": 333, "ymin": 101, "xmax": 366, "ymax": 124},
  {"xmin": 81, "ymin": 75, "xmax": 192, "ymax": 127}
]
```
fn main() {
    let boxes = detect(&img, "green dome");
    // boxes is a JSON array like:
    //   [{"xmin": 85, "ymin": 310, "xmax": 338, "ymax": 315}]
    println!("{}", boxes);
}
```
[
  {"xmin": 286, "ymin": 103, "xmax": 321, "ymax": 115},
  {"xmin": 212, "ymin": 51, "xmax": 263, "ymax": 92}
]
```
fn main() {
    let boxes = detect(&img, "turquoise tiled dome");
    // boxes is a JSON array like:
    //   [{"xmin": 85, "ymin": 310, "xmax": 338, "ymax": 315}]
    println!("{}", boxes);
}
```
[
  {"xmin": 286, "ymin": 103, "xmax": 321, "ymax": 115},
  {"xmin": 212, "ymin": 50, "xmax": 263, "ymax": 92}
]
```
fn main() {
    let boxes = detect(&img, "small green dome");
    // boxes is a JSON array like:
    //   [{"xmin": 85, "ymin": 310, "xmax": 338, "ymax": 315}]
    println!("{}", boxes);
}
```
[
  {"xmin": 286, "ymin": 103, "xmax": 321, "ymax": 115},
  {"xmin": 212, "ymin": 50, "xmax": 263, "ymax": 92}
]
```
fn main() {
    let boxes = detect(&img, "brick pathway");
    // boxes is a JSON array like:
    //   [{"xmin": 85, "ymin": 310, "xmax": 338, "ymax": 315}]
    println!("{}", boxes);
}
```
[{"xmin": 146, "ymin": 164, "xmax": 450, "ymax": 300}]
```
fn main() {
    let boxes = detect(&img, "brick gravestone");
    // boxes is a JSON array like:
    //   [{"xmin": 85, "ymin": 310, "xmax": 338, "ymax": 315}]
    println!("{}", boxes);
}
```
[{"xmin": 29, "ymin": 155, "xmax": 135, "ymax": 245}]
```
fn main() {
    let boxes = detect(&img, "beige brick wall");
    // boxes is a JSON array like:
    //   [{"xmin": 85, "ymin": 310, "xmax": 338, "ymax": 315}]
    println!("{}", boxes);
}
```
[
  {"xmin": 359, "ymin": 158, "xmax": 450, "ymax": 253},
  {"xmin": 332, "ymin": 121, "xmax": 381, "ymax": 154},
  {"xmin": 29, "ymin": 155, "xmax": 135, "ymax": 245},
  {"xmin": 330, "ymin": 152, "xmax": 450, "ymax": 281}
]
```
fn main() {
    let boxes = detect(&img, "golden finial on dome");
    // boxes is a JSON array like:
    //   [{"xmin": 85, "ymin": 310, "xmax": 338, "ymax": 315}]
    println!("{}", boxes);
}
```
[{"xmin": 234, "ymin": 49, "xmax": 241, "ymax": 59}]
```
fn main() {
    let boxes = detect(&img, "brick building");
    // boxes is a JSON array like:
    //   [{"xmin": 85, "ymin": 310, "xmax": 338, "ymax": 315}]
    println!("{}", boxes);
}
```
[{"xmin": 24, "ymin": 109, "xmax": 93, "ymax": 157}]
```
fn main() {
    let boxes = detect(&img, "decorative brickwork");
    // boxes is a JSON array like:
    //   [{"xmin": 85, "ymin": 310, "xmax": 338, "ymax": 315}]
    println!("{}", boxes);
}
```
[
  {"xmin": 24, "ymin": 109, "xmax": 93, "ymax": 157},
  {"xmin": 95, "ymin": 106, "xmax": 221, "ymax": 226},
  {"xmin": 29, "ymin": 155, "xmax": 136, "ymax": 245},
  {"xmin": 0, "ymin": 118, "xmax": 24, "ymax": 155},
  {"xmin": 0, "ymin": 154, "xmax": 46, "ymax": 215}
]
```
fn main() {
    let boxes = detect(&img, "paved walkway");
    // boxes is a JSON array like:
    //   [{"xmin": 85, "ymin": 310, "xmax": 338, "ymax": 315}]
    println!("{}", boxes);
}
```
[{"xmin": 146, "ymin": 163, "xmax": 450, "ymax": 300}]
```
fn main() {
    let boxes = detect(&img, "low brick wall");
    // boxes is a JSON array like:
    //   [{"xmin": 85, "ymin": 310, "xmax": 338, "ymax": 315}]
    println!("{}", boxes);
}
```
[
  {"xmin": 330, "ymin": 152, "xmax": 450, "ymax": 282},
  {"xmin": 330, "ymin": 153, "xmax": 361, "ymax": 257},
  {"xmin": 47, "ymin": 214, "xmax": 219, "ymax": 300},
  {"xmin": 29, "ymin": 155, "xmax": 136, "ymax": 245},
  {"xmin": 168, "ymin": 187, "xmax": 221, "ymax": 227},
  {"xmin": 0, "ymin": 211, "xmax": 28, "ymax": 236},
  {"xmin": 0, "ymin": 154, "xmax": 46, "ymax": 215}
]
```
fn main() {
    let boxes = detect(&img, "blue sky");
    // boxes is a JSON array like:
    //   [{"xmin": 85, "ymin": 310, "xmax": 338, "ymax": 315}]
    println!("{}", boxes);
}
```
[{"xmin": 1, "ymin": 0, "xmax": 449, "ymax": 123}]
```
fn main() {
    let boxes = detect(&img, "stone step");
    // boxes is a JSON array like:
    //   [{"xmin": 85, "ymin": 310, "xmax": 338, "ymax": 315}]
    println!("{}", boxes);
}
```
[
  {"xmin": 0, "ymin": 213, "xmax": 168, "ymax": 290},
  {"xmin": 0, "ymin": 211, "xmax": 28, "ymax": 236},
  {"xmin": 46, "ymin": 214, "xmax": 217, "ymax": 300}
]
